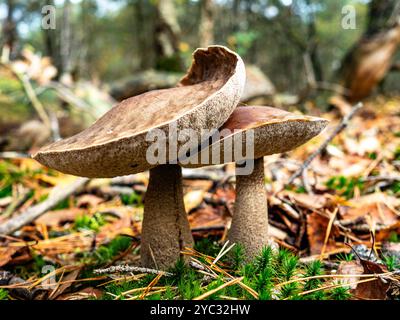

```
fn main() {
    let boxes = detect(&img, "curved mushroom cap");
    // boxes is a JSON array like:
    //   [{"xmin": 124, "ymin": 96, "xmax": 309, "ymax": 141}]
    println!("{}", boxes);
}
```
[
  {"xmin": 33, "ymin": 46, "xmax": 246, "ymax": 178},
  {"xmin": 182, "ymin": 106, "xmax": 328, "ymax": 167}
]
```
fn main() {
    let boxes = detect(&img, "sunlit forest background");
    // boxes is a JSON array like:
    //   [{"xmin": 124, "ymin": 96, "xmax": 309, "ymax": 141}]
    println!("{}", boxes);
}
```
[{"xmin": 1, "ymin": 0, "xmax": 399, "ymax": 141}]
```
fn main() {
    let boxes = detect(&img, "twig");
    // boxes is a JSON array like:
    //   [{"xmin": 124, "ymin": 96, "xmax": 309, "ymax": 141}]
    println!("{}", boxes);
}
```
[
  {"xmin": 49, "ymin": 111, "xmax": 61, "ymax": 141},
  {"xmin": 294, "ymin": 277, "xmax": 377, "ymax": 298},
  {"xmin": 275, "ymin": 270, "xmax": 396, "ymax": 288},
  {"xmin": 12, "ymin": 68, "xmax": 51, "ymax": 129},
  {"xmin": 193, "ymin": 277, "xmax": 244, "ymax": 300},
  {"xmin": 285, "ymin": 102, "xmax": 363, "ymax": 188},
  {"xmin": 362, "ymin": 175, "xmax": 400, "ymax": 183},
  {"xmin": 212, "ymin": 240, "xmax": 235, "ymax": 265},
  {"xmin": 93, "ymin": 264, "xmax": 173, "ymax": 277},
  {"xmin": 0, "ymin": 152, "xmax": 30, "ymax": 159},
  {"xmin": 0, "ymin": 177, "xmax": 89, "ymax": 235},
  {"xmin": 313, "ymin": 81, "xmax": 351, "ymax": 96},
  {"xmin": 301, "ymin": 168, "xmax": 313, "ymax": 194},
  {"xmin": 139, "ymin": 273, "xmax": 163, "ymax": 300},
  {"xmin": 319, "ymin": 208, "xmax": 338, "ymax": 258},
  {"xmin": 44, "ymin": 81, "xmax": 96, "ymax": 117},
  {"xmin": 182, "ymin": 168, "xmax": 231, "ymax": 181},
  {"xmin": 2, "ymin": 187, "xmax": 31, "ymax": 218}
]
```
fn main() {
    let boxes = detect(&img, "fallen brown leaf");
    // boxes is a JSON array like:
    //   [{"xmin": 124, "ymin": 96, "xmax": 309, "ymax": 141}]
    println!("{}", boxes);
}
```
[
  {"xmin": 306, "ymin": 212, "xmax": 340, "ymax": 255},
  {"xmin": 49, "ymin": 268, "xmax": 81, "ymax": 300},
  {"xmin": 56, "ymin": 287, "xmax": 103, "ymax": 300},
  {"xmin": 353, "ymin": 260, "xmax": 389, "ymax": 300},
  {"xmin": 337, "ymin": 261, "xmax": 364, "ymax": 289},
  {"xmin": 76, "ymin": 194, "xmax": 105, "ymax": 208},
  {"xmin": 35, "ymin": 208, "xmax": 86, "ymax": 227},
  {"xmin": 189, "ymin": 206, "xmax": 225, "ymax": 229},
  {"xmin": 284, "ymin": 191, "xmax": 327, "ymax": 210},
  {"xmin": 339, "ymin": 193, "xmax": 399, "ymax": 227},
  {"xmin": 0, "ymin": 246, "xmax": 31, "ymax": 267}
]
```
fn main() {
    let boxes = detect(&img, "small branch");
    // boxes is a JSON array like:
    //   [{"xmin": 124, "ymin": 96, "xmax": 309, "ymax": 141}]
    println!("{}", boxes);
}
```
[
  {"xmin": 49, "ymin": 111, "xmax": 61, "ymax": 141},
  {"xmin": 0, "ymin": 177, "xmax": 89, "ymax": 235},
  {"xmin": 12, "ymin": 68, "xmax": 51, "ymax": 129},
  {"xmin": 45, "ymin": 81, "xmax": 96, "ymax": 117},
  {"xmin": 362, "ymin": 175, "xmax": 400, "ymax": 183},
  {"xmin": 285, "ymin": 102, "xmax": 363, "ymax": 188},
  {"xmin": 2, "ymin": 188, "xmax": 31, "ymax": 218},
  {"xmin": 0, "ymin": 152, "xmax": 30, "ymax": 159},
  {"xmin": 313, "ymin": 81, "xmax": 351, "ymax": 96},
  {"xmin": 93, "ymin": 265, "xmax": 173, "ymax": 277},
  {"xmin": 182, "ymin": 168, "xmax": 231, "ymax": 181}
]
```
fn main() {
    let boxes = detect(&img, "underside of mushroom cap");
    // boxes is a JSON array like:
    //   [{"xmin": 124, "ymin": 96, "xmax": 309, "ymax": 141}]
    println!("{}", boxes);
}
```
[
  {"xmin": 33, "ymin": 46, "xmax": 246, "ymax": 178},
  {"xmin": 182, "ymin": 106, "xmax": 328, "ymax": 166}
]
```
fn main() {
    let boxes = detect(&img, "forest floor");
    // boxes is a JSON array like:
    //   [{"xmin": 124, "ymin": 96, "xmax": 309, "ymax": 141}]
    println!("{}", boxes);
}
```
[{"xmin": 0, "ymin": 96, "xmax": 400, "ymax": 300}]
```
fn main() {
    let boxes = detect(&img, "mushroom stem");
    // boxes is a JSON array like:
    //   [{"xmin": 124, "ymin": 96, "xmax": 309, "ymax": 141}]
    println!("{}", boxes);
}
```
[
  {"xmin": 228, "ymin": 157, "xmax": 269, "ymax": 260},
  {"xmin": 141, "ymin": 164, "xmax": 194, "ymax": 269}
]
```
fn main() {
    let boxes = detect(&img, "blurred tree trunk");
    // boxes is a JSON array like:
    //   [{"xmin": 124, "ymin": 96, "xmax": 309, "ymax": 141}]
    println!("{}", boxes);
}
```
[
  {"xmin": 305, "ymin": 0, "xmax": 323, "ymax": 83},
  {"xmin": 154, "ymin": 0, "xmax": 185, "ymax": 72},
  {"xmin": 198, "ymin": 0, "xmax": 215, "ymax": 47},
  {"xmin": 135, "ymin": 0, "xmax": 155, "ymax": 70},
  {"xmin": 276, "ymin": 0, "xmax": 323, "ymax": 88},
  {"xmin": 2, "ymin": 0, "xmax": 17, "ymax": 60},
  {"xmin": 42, "ymin": 0, "xmax": 60, "ymax": 73},
  {"xmin": 78, "ymin": 0, "xmax": 95, "ymax": 80},
  {"xmin": 338, "ymin": 0, "xmax": 400, "ymax": 103},
  {"xmin": 232, "ymin": 0, "xmax": 240, "ymax": 31},
  {"xmin": 60, "ymin": 0, "xmax": 73, "ymax": 83}
]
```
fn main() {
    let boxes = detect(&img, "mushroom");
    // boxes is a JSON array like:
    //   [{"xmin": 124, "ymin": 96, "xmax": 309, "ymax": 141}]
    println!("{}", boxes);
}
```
[
  {"xmin": 33, "ymin": 46, "xmax": 246, "ymax": 269},
  {"xmin": 182, "ymin": 106, "xmax": 328, "ymax": 259}
]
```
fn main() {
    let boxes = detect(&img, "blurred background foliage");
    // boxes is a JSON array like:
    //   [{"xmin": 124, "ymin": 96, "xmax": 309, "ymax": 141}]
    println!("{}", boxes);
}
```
[
  {"xmin": 0, "ymin": 0, "xmax": 399, "ymax": 152},
  {"xmin": 2, "ymin": 0, "xmax": 372, "ymax": 89}
]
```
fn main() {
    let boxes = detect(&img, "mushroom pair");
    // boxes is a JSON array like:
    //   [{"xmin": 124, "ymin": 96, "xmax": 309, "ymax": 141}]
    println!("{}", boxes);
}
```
[
  {"xmin": 33, "ymin": 46, "xmax": 246, "ymax": 268},
  {"xmin": 34, "ymin": 45, "xmax": 328, "ymax": 268},
  {"xmin": 184, "ymin": 106, "xmax": 328, "ymax": 259}
]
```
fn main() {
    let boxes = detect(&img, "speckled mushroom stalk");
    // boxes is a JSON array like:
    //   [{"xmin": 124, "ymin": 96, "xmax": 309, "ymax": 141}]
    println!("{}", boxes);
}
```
[
  {"xmin": 228, "ymin": 157, "xmax": 268, "ymax": 259},
  {"xmin": 141, "ymin": 164, "xmax": 193, "ymax": 268},
  {"xmin": 183, "ymin": 106, "xmax": 328, "ymax": 261},
  {"xmin": 32, "ymin": 45, "xmax": 246, "ymax": 270}
]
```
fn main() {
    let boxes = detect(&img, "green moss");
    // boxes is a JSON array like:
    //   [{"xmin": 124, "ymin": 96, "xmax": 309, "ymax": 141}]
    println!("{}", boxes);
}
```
[
  {"xmin": 229, "ymin": 243, "xmax": 245, "ymax": 270},
  {"xmin": 326, "ymin": 176, "xmax": 364, "ymax": 199},
  {"xmin": 388, "ymin": 232, "xmax": 400, "ymax": 243},
  {"xmin": 329, "ymin": 286, "xmax": 352, "ymax": 300},
  {"xmin": 74, "ymin": 213, "xmax": 105, "ymax": 232},
  {"xmin": 194, "ymin": 238, "xmax": 221, "ymax": 258},
  {"xmin": 93, "ymin": 236, "xmax": 133, "ymax": 264},
  {"xmin": 336, "ymin": 252, "xmax": 355, "ymax": 262},
  {"xmin": 303, "ymin": 260, "xmax": 324, "ymax": 291},
  {"xmin": 367, "ymin": 152, "xmax": 377, "ymax": 160},
  {"xmin": 52, "ymin": 198, "xmax": 71, "ymax": 210},
  {"xmin": 390, "ymin": 181, "xmax": 400, "ymax": 195},
  {"xmin": 77, "ymin": 235, "xmax": 134, "ymax": 268},
  {"xmin": 383, "ymin": 255, "xmax": 400, "ymax": 271},
  {"xmin": 0, "ymin": 289, "xmax": 9, "ymax": 300},
  {"xmin": 394, "ymin": 147, "xmax": 400, "ymax": 161},
  {"xmin": 120, "ymin": 192, "xmax": 142, "ymax": 206},
  {"xmin": 99, "ymin": 244, "xmax": 352, "ymax": 300}
]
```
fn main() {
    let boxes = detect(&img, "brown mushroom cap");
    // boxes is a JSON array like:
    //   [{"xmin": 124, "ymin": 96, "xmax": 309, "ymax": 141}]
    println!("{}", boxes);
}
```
[
  {"xmin": 33, "ymin": 46, "xmax": 246, "ymax": 178},
  {"xmin": 183, "ymin": 106, "xmax": 328, "ymax": 166}
]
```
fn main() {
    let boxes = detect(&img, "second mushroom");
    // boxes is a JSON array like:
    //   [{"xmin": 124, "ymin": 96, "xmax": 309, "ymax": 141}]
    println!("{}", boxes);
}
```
[{"xmin": 183, "ymin": 106, "xmax": 328, "ymax": 260}]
